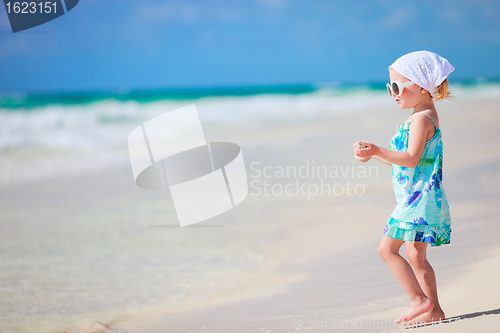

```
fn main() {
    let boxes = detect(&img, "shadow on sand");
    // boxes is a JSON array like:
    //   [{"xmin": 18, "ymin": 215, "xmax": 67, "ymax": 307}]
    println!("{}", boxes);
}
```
[{"xmin": 405, "ymin": 307, "xmax": 500, "ymax": 329}]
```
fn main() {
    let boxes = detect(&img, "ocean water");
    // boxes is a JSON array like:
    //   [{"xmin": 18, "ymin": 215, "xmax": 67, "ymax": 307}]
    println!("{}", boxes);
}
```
[{"xmin": 1, "ymin": 80, "xmax": 498, "ymax": 186}]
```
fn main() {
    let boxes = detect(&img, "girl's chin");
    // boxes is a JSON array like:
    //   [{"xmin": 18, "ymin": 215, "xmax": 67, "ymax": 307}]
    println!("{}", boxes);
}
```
[{"xmin": 397, "ymin": 103, "xmax": 412, "ymax": 110}]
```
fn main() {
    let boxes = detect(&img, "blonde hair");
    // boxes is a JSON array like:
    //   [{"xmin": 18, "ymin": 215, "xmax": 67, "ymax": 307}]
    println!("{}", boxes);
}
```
[{"xmin": 432, "ymin": 79, "xmax": 454, "ymax": 101}]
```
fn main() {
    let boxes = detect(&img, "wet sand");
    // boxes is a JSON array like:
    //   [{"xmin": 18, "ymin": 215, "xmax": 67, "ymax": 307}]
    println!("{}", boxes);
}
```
[{"xmin": 112, "ymin": 156, "xmax": 500, "ymax": 333}]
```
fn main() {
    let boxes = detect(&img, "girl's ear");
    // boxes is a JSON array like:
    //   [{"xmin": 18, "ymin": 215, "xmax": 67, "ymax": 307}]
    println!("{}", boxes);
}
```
[{"xmin": 420, "ymin": 88, "xmax": 429, "ymax": 95}]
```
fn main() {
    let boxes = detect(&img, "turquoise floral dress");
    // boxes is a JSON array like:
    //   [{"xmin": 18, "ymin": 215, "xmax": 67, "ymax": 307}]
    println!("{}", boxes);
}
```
[{"xmin": 383, "ymin": 113, "xmax": 452, "ymax": 246}]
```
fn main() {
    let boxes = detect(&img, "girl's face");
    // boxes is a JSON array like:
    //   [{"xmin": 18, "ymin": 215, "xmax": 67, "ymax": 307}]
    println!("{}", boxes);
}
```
[{"xmin": 389, "ymin": 68, "xmax": 429, "ymax": 109}]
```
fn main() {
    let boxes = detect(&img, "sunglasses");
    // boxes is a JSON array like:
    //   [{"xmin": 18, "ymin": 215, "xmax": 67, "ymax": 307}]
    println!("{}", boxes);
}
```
[{"xmin": 386, "ymin": 81, "xmax": 416, "ymax": 97}]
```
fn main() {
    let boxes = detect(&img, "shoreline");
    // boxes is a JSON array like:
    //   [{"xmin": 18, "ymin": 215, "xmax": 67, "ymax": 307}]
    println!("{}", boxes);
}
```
[{"xmin": 109, "ymin": 154, "xmax": 500, "ymax": 333}]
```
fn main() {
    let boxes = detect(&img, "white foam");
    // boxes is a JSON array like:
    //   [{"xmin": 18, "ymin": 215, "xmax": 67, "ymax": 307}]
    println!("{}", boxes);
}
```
[
  {"xmin": 1, "ymin": 85, "xmax": 499, "ymax": 185},
  {"xmin": 0, "ymin": 90, "xmax": 391, "ymax": 152}
]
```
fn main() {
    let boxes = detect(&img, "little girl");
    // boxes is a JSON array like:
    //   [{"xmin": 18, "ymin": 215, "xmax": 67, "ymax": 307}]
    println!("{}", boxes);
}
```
[{"xmin": 353, "ymin": 51, "xmax": 454, "ymax": 324}]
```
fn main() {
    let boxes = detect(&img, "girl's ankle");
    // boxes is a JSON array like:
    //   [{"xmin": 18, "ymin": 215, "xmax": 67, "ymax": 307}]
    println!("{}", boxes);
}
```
[{"xmin": 411, "ymin": 295, "xmax": 432, "ymax": 305}]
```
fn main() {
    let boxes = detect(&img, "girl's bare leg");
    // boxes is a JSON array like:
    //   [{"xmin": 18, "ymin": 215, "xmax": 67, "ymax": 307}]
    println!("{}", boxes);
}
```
[
  {"xmin": 378, "ymin": 235, "xmax": 433, "ymax": 323},
  {"xmin": 404, "ymin": 241, "xmax": 445, "ymax": 324}
]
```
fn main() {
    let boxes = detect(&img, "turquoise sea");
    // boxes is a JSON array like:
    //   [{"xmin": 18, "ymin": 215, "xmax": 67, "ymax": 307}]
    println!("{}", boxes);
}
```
[{"xmin": 1, "ymin": 78, "xmax": 497, "ymax": 110}]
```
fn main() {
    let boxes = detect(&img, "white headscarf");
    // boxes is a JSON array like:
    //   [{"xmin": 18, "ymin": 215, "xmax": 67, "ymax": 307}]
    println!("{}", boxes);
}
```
[{"xmin": 389, "ymin": 51, "xmax": 455, "ymax": 97}]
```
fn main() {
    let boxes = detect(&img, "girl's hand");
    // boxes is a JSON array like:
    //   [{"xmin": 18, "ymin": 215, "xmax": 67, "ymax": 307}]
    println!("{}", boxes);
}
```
[
  {"xmin": 353, "ymin": 141, "xmax": 379, "ymax": 158},
  {"xmin": 353, "ymin": 142, "xmax": 372, "ymax": 162},
  {"xmin": 355, "ymin": 155, "xmax": 371, "ymax": 163}
]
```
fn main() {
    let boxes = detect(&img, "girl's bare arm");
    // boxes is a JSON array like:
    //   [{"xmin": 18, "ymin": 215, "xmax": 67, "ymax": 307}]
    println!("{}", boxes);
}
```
[
  {"xmin": 372, "ymin": 155, "xmax": 392, "ymax": 166},
  {"xmin": 354, "ymin": 115, "xmax": 432, "ymax": 168}
]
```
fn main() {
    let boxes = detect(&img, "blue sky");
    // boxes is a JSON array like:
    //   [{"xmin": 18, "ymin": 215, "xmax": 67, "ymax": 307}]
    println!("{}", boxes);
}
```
[{"xmin": 1, "ymin": 0, "xmax": 499, "ymax": 92}]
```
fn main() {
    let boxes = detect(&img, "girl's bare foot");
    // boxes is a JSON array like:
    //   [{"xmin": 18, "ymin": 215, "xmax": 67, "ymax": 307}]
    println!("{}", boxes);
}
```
[
  {"xmin": 394, "ymin": 297, "xmax": 433, "ymax": 323},
  {"xmin": 403, "ymin": 307, "xmax": 445, "ymax": 326}
]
